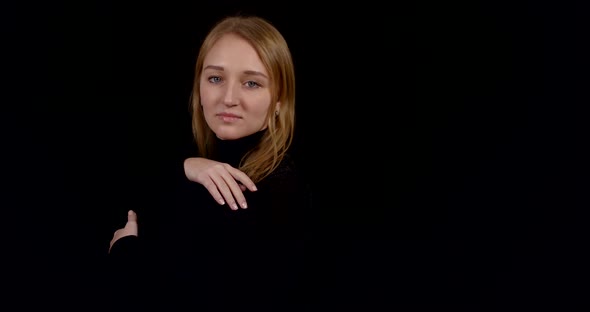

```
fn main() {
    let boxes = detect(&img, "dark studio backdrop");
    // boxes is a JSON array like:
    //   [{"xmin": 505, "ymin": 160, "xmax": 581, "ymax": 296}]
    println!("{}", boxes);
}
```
[{"xmin": 3, "ymin": 0, "xmax": 588, "ymax": 310}]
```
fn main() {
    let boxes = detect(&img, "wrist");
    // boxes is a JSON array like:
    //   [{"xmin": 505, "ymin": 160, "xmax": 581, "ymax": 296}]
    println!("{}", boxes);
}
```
[
  {"xmin": 183, "ymin": 157, "xmax": 201, "ymax": 181},
  {"xmin": 183, "ymin": 158, "xmax": 193, "ymax": 180}
]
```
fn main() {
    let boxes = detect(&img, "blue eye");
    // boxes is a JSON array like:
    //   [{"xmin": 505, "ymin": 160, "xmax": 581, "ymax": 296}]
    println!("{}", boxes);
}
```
[
  {"xmin": 208, "ymin": 76, "xmax": 222, "ymax": 83},
  {"xmin": 245, "ymin": 81, "xmax": 260, "ymax": 88}
]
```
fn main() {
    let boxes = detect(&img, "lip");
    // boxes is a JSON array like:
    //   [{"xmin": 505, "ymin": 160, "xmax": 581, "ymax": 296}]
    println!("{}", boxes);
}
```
[
  {"xmin": 217, "ymin": 112, "xmax": 241, "ymax": 118},
  {"xmin": 216, "ymin": 112, "xmax": 242, "ymax": 122}
]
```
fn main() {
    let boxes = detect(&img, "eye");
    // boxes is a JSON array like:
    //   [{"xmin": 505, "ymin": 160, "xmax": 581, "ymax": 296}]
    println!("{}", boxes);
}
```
[
  {"xmin": 245, "ymin": 81, "xmax": 261, "ymax": 88},
  {"xmin": 207, "ymin": 76, "xmax": 222, "ymax": 84}
]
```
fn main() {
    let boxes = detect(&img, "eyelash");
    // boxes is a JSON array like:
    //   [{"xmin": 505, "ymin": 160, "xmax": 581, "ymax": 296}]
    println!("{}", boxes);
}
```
[{"xmin": 207, "ymin": 76, "xmax": 261, "ymax": 88}]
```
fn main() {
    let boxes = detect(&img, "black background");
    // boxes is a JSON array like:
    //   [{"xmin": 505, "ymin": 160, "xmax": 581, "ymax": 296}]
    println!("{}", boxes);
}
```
[{"xmin": 3, "ymin": 1, "xmax": 588, "ymax": 310}]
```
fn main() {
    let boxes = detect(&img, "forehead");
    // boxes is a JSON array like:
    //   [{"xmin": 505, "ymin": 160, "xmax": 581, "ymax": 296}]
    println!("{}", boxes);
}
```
[{"xmin": 203, "ymin": 33, "xmax": 267, "ymax": 74}]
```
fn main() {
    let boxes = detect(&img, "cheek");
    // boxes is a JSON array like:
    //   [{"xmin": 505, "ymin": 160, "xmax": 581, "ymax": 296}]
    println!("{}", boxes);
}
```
[
  {"xmin": 199, "ymin": 87, "xmax": 216, "ymax": 110},
  {"xmin": 249, "ymin": 99, "xmax": 272, "ymax": 119}
]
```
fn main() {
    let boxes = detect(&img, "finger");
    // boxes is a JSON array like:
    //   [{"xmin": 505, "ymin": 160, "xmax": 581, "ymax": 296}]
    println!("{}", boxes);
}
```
[
  {"xmin": 229, "ymin": 169, "xmax": 257, "ymax": 192},
  {"xmin": 127, "ymin": 210, "xmax": 137, "ymax": 222},
  {"xmin": 124, "ymin": 210, "xmax": 139, "ymax": 234},
  {"xmin": 202, "ymin": 177, "xmax": 226, "ymax": 205},
  {"xmin": 210, "ymin": 173, "xmax": 241, "ymax": 210},
  {"xmin": 221, "ymin": 173, "xmax": 250, "ymax": 209}
]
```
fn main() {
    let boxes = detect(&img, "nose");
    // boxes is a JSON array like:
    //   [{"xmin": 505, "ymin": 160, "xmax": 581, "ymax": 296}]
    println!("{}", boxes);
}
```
[{"xmin": 222, "ymin": 81, "xmax": 239, "ymax": 106}]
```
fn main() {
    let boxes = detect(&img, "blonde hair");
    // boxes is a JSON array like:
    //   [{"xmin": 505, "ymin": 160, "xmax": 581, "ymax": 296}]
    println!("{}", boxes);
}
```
[{"xmin": 189, "ymin": 15, "xmax": 296, "ymax": 183}]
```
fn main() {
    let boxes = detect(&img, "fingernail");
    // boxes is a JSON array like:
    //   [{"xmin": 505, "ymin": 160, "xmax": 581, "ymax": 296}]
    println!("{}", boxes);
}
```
[{"xmin": 241, "ymin": 202, "xmax": 248, "ymax": 209}]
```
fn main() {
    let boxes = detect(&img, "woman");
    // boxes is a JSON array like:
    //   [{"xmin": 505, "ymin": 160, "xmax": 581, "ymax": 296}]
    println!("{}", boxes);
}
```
[{"xmin": 108, "ymin": 15, "xmax": 311, "ymax": 311}]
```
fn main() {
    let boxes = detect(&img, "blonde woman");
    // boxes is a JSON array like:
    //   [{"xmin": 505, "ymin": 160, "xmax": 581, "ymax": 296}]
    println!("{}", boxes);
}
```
[{"xmin": 109, "ymin": 15, "xmax": 311, "ymax": 311}]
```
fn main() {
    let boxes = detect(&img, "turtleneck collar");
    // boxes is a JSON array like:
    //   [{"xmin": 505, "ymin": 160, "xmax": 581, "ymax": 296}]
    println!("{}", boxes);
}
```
[{"xmin": 214, "ymin": 130, "xmax": 265, "ymax": 167}]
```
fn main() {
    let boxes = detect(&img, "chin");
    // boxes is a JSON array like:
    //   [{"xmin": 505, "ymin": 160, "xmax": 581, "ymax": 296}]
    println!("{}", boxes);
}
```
[{"xmin": 214, "ymin": 131, "xmax": 243, "ymax": 141}]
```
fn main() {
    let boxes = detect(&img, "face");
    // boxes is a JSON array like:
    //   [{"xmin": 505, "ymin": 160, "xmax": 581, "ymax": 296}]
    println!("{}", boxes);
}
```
[{"xmin": 200, "ymin": 33, "xmax": 277, "ymax": 140}]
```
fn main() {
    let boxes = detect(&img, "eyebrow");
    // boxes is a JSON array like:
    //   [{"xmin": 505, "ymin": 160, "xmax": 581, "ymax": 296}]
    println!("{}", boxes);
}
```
[{"xmin": 203, "ymin": 65, "xmax": 268, "ymax": 79}]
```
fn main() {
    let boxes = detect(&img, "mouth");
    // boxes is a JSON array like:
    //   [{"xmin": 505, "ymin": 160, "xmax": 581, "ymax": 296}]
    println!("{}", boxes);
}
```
[{"xmin": 216, "ymin": 113, "xmax": 242, "ymax": 123}]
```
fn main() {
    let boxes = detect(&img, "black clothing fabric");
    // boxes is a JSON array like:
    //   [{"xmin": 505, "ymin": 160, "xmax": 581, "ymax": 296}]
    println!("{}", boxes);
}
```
[{"xmin": 108, "ymin": 131, "xmax": 312, "ymax": 311}]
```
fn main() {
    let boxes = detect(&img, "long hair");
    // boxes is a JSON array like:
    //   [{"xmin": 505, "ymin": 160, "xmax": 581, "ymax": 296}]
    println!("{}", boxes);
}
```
[{"xmin": 189, "ymin": 15, "xmax": 296, "ymax": 183}]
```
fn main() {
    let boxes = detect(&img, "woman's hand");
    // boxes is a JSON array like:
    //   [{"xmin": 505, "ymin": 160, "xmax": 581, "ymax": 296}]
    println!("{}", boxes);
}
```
[
  {"xmin": 183, "ymin": 157, "xmax": 257, "ymax": 210},
  {"xmin": 109, "ymin": 210, "xmax": 138, "ymax": 253}
]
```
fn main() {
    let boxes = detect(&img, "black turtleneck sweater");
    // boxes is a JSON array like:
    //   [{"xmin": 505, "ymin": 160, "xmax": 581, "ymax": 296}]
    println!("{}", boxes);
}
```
[{"xmin": 108, "ymin": 131, "xmax": 312, "ymax": 311}]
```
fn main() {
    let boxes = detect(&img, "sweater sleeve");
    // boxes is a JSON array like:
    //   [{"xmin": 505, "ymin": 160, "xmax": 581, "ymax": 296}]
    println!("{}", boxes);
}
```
[{"xmin": 106, "ymin": 235, "xmax": 154, "ymax": 309}]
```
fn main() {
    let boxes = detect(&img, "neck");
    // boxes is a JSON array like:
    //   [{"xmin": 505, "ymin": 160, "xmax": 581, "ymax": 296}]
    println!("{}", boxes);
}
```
[{"xmin": 214, "ymin": 130, "xmax": 265, "ymax": 167}]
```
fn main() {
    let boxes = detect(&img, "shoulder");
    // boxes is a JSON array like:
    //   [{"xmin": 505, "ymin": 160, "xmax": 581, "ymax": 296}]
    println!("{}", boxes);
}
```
[
  {"xmin": 257, "ymin": 153, "xmax": 312, "ymax": 207},
  {"xmin": 260, "ymin": 153, "xmax": 300, "ymax": 188},
  {"xmin": 271, "ymin": 153, "xmax": 299, "ymax": 179}
]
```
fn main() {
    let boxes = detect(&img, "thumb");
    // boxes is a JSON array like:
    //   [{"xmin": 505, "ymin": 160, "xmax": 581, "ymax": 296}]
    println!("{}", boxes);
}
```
[
  {"xmin": 124, "ymin": 210, "xmax": 138, "ymax": 234},
  {"xmin": 127, "ymin": 210, "xmax": 137, "ymax": 222}
]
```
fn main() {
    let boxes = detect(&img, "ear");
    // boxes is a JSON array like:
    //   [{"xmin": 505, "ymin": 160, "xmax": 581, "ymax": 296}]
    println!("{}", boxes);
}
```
[{"xmin": 274, "ymin": 101, "xmax": 281, "ymax": 114}]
